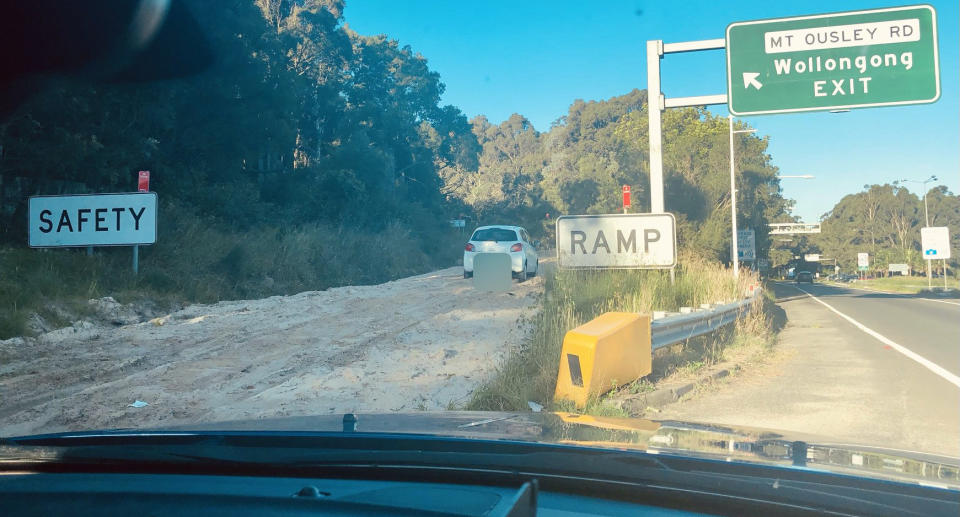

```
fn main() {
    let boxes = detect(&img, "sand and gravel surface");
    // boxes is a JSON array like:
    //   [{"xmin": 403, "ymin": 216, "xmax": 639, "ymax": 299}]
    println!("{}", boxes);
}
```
[{"xmin": 0, "ymin": 265, "xmax": 546, "ymax": 436}]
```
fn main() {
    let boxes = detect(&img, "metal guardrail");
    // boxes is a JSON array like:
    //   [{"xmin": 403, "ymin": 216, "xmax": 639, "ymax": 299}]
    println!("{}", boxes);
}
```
[{"xmin": 650, "ymin": 289, "xmax": 761, "ymax": 351}]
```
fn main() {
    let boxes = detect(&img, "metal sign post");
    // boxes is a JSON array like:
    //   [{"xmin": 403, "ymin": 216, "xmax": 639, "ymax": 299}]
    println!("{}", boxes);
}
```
[
  {"xmin": 136, "ymin": 171, "xmax": 150, "ymax": 275},
  {"xmin": 944, "ymin": 260, "xmax": 948, "ymax": 290},
  {"xmin": 646, "ymin": 37, "xmax": 726, "ymax": 283},
  {"xmin": 646, "ymin": 41, "xmax": 665, "ymax": 214},
  {"xmin": 646, "ymin": 38, "xmax": 727, "ymax": 215},
  {"xmin": 729, "ymin": 116, "xmax": 739, "ymax": 278}
]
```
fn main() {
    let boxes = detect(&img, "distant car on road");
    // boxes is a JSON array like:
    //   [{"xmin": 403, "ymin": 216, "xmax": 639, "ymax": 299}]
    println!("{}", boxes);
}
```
[
  {"xmin": 463, "ymin": 225, "xmax": 539, "ymax": 281},
  {"xmin": 796, "ymin": 270, "xmax": 814, "ymax": 284}
]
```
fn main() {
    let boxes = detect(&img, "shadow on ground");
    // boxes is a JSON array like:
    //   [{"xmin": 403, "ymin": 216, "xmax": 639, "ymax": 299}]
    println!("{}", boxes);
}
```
[{"xmin": 767, "ymin": 297, "xmax": 787, "ymax": 334}]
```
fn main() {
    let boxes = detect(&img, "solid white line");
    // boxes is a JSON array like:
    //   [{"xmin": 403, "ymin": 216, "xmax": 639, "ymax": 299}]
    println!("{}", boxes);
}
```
[
  {"xmin": 917, "ymin": 298, "xmax": 960, "ymax": 307},
  {"xmin": 791, "ymin": 285, "xmax": 960, "ymax": 389}
]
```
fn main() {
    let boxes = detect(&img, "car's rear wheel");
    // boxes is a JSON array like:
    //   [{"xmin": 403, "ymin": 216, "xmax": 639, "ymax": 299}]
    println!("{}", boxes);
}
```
[
  {"xmin": 517, "ymin": 262, "xmax": 528, "ymax": 282},
  {"xmin": 529, "ymin": 259, "xmax": 539, "ymax": 277},
  {"xmin": 464, "ymin": 271, "xmax": 472, "ymax": 279}
]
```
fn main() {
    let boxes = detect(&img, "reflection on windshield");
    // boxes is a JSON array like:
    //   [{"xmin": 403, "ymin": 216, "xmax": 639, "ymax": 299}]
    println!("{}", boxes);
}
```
[{"xmin": 472, "ymin": 229, "xmax": 519, "ymax": 242}]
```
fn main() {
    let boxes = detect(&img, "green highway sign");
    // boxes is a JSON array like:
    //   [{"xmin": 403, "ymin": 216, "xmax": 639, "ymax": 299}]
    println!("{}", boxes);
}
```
[{"xmin": 726, "ymin": 5, "xmax": 940, "ymax": 115}]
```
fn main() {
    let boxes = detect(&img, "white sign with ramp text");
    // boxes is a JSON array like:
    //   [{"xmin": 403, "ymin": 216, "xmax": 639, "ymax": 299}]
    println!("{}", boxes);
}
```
[{"xmin": 556, "ymin": 213, "xmax": 676, "ymax": 269}]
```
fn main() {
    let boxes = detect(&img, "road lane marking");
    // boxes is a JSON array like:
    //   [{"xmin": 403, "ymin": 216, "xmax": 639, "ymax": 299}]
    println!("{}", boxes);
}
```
[
  {"xmin": 917, "ymin": 298, "xmax": 960, "ymax": 307},
  {"xmin": 791, "ymin": 285, "xmax": 960, "ymax": 389}
]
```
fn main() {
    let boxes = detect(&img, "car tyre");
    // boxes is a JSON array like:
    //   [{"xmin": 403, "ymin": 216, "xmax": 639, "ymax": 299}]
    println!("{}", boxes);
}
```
[
  {"xmin": 464, "ymin": 271, "xmax": 472, "ymax": 279},
  {"xmin": 517, "ymin": 262, "xmax": 528, "ymax": 283},
  {"xmin": 529, "ymin": 259, "xmax": 539, "ymax": 277}
]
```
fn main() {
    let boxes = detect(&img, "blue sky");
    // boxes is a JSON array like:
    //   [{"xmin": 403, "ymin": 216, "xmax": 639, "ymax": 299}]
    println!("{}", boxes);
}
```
[{"xmin": 343, "ymin": 1, "xmax": 959, "ymax": 222}]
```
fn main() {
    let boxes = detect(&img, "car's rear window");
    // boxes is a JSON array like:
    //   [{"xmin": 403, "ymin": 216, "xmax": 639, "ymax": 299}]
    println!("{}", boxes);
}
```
[{"xmin": 471, "ymin": 228, "xmax": 518, "ymax": 242}]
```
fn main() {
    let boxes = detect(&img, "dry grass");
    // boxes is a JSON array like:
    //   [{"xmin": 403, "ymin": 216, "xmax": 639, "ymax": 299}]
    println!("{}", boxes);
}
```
[
  {"xmin": 466, "ymin": 252, "xmax": 768, "ymax": 413},
  {"xmin": 0, "ymin": 201, "xmax": 464, "ymax": 339}
]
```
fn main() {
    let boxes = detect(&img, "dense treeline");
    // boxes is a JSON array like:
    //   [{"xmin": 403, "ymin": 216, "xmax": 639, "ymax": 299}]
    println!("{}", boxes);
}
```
[
  {"xmin": 1, "ymin": 0, "xmax": 483, "ymax": 335},
  {"xmin": 0, "ymin": 0, "xmax": 791, "ymax": 336},
  {"xmin": 1, "ymin": 0, "xmax": 476, "ymax": 242},
  {"xmin": 454, "ymin": 95, "xmax": 791, "ymax": 263},
  {"xmin": 798, "ymin": 184, "xmax": 960, "ymax": 274}
]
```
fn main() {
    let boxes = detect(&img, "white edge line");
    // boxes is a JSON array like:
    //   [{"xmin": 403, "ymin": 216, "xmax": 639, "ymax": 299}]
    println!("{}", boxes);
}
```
[
  {"xmin": 791, "ymin": 285, "xmax": 960, "ymax": 389},
  {"xmin": 918, "ymin": 298, "xmax": 960, "ymax": 307}
]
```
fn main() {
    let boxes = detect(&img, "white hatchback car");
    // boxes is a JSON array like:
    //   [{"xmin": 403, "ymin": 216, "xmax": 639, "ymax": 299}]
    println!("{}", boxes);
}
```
[{"xmin": 463, "ymin": 225, "xmax": 539, "ymax": 281}]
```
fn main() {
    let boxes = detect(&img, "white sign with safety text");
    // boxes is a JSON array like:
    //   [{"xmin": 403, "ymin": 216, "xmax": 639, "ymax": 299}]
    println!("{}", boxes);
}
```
[
  {"xmin": 556, "ymin": 213, "xmax": 676, "ymax": 269},
  {"xmin": 29, "ymin": 193, "xmax": 158, "ymax": 247}
]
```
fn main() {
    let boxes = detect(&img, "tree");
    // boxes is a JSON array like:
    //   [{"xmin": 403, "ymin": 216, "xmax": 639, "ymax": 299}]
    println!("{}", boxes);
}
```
[{"xmin": 812, "ymin": 184, "xmax": 959, "ymax": 273}]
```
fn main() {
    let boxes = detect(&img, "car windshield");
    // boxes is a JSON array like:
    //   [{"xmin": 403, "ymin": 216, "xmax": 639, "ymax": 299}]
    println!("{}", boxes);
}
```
[
  {"xmin": 0, "ymin": 0, "xmax": 958, "ymax": 489},
  {"xmin": 472, "ymin": 228, "xmax": 518, "ymax": 242}
]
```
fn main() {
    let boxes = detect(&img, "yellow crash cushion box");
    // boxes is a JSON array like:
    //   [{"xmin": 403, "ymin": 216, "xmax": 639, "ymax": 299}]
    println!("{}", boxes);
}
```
[{"xmin": 554, "ymin": 312, "xmax": 652, "ymax": 408}]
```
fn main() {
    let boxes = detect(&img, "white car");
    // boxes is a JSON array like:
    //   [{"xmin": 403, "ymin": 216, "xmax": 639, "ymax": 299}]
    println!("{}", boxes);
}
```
[{"xmin": 463, "ymin": 225, "xmax": 539, "ymax": 281}]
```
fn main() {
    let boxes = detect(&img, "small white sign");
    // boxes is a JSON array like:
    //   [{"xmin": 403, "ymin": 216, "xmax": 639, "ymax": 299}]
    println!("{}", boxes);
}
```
[
  {"xmin": 888, "ymin": 263, "xmax": 910, "ymax": 275},
  {"xmin": 556, "ymin": 213, "xmax": 676, "ymax": 269},
  {"xmin": 29, "ymin": 193, "xmax": 158, "ymax": 247},
  {"xmin": 764, "ymin": 18, "xmax": 920, "ymax": 54},
  {"xmin": 857, "ymin": 252, "xmax": 869, "ymax": 268},
  {"xmin": 804, "ymin": 253, "xmax": 820, "ymax": 262},
  {"xmin": 921, "ymin": 226, "xmax": 951, "ymax": 260},
  {"xmin": 737, "ymin": 229, "xmax": 756, "ymax": 261}
]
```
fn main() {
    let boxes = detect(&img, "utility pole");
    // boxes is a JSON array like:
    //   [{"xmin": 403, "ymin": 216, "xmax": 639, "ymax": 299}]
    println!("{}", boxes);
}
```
[
  {"xmin": 646, "ymin": 37, "xmax": 727, "ymax": 214},
  {"xmin": 729, "ymin": 116, "xmax": 738, "ymax": 278},
  {"xmin": 898, "ymin": 175, "xmax": 937, "ymax": 289},
  {"xmin": 923, "ymin": 184, "xmax": 931, "ymax": 289},
  {"xmin": 728, "ymin": 116, "xmax": 756, "ymax": 279}
]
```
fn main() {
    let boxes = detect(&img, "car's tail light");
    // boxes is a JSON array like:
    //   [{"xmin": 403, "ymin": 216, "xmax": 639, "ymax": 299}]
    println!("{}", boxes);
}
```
[
  {"xmin": 510, "ymin": 243, "xmax": 522, "ymax": 252},
  {"xmin": 465, "ymin": 243, "xmax": 475, "ymax": 252}
]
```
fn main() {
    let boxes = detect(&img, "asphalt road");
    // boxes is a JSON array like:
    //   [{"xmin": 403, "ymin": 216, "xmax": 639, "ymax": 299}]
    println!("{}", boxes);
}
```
[
  {"xmin": 793, "ymin": 282, "xmax": 960, "ymax": 379},
  {"xmin": 658, "ymin": 281, "xmax": 960, "ymax": 457}
]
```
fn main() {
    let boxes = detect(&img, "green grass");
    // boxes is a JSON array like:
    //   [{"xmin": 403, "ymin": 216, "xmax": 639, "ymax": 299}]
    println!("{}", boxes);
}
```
[
  {"xmin": 466, "ymin": 253, "xmax": 769, "ymax": 414},
  {"xmin": 843, "ymin": 275, "xmax": 957, "ymax": 294}
]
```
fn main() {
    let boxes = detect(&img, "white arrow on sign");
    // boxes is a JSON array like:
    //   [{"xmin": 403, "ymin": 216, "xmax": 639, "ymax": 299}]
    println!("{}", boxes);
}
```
[{"xmin": 742, "ymin": 72, "xmax": 763, "ymax": 90}]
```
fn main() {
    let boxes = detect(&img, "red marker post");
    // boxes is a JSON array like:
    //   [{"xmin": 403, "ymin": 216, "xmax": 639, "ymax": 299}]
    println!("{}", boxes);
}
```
[
  {"xmin": 134, "ymin": 170, "xmax": 150, "ymax": 274},
  {"xmin": 622, "ymin": 185, "xmax": 631, "ymax": 214},
  {"xmin": 138, "ymin": 170, "xmax": 150, "ymax": 192}
]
